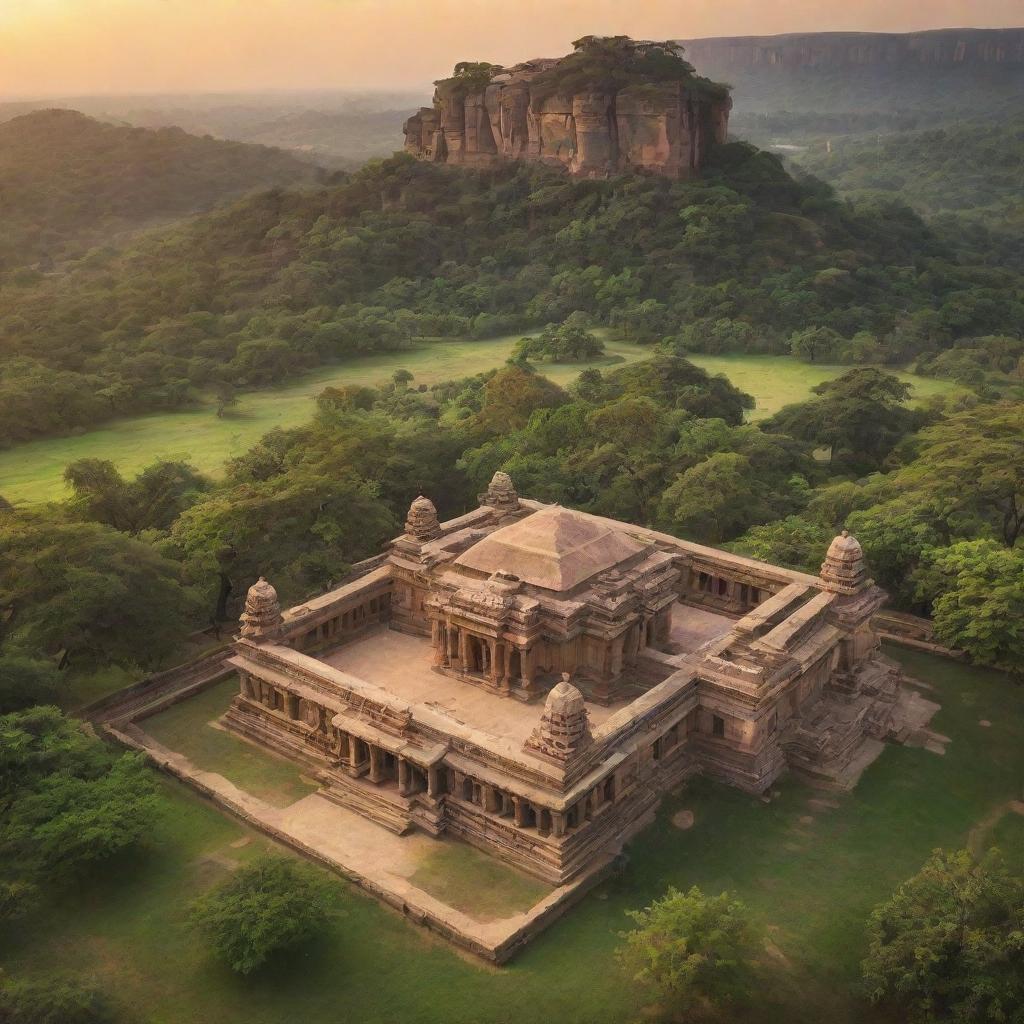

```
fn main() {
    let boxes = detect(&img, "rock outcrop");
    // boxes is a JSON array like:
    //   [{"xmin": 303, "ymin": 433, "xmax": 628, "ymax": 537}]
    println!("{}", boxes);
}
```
[
  {"xmin": 681, "ymin": 28, "xmax": 1024, "ymax": 72},
  {"xmin": 404, "ymin": 41, "xmax": 731, "ymax": 180}
]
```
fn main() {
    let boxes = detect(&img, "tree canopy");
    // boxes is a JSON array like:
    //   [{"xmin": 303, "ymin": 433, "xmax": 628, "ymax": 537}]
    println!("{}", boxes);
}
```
[
  {"xmin": 189, "ymin": 855, "xmax": 328, "ymax": 975},
  {"xmin": 863, "ymin": 848, "xmax": 1024, "ymax": 1023}
]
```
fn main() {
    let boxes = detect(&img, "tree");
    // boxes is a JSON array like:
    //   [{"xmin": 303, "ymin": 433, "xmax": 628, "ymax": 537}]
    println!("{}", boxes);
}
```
[
  {"xmin": 64, "ymin": 458, "xmax": 209, "ymax": 535},
  {"xmin": 789, "ymin": 325, "xmax": 843, "ymax": 363},
  {"xmin": 1, "ymin": 707, "xmax": 159, "ymax": 913},
  {"xmin": 658, "ymin": 452, "xmax": 785, "ymax": 544},
  {"xmin": 213, "ymin": 381, "xmax": 239, "ymax": 419},
  {"xmin": 618, "ymin": 885, "xmax": 758, "ymax": 1013},
  {"xmin": 899, "ymin": 403, "xmax": 1024, "ymax": 548},
  {"xmin": 0, "ymin": 656, "xmax": 60, "ymax": 713},
  {"xmin": 514, "ymin": 315, "xmax": 605, "ymax": 363},
  {"xmin": 0, "ymin": 976, "xmax": 116, "ymax": 1024},
  {"xmin": 862, "ymin": 849, "xmax": 1024, "ymax": 1023},
  {"xmin": 168, "ymin": 467, "xmax": 396, "ymax": 620},
  {"xmin": 729, "ymin": 516, "xmax": 834, "ymax": 574},
  {"xmin": 190, "ymin": 855, "xmax": 328, "ymax": 975},
  {"xmin": 918, "ymin": 541, "xmax": 1024, "ymax": 673},
  {"xmin": 0, "ymin": 512, "xmax": 199, "ymax": 667},
  {"xmin": 765, "ymin": 368, "xmax": 914, "ymax": 471},
  {"xmin": 475, "ymin": 365, "xmax": 568, "ymax": 432}
]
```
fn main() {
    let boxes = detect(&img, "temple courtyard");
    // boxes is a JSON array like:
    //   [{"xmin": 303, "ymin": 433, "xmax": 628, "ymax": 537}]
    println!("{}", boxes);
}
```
[
  {"xmin": 314, "ymin": 602, "xmax": 734, "ymax": 747},
  {"xmin": 7, "ymin": 647, "xmax": 1021, "ymax": 1024}
]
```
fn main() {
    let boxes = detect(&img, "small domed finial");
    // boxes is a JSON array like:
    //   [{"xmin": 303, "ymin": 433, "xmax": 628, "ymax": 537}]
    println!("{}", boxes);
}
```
[
  {"xmin": 821, "ymin": 530, "xmax": 869, "ymax": 594},
  {"xmin": 480, "ymin": 470, "xmax": 519, "ymax": 513},
  {"xmin": 526, "ymin": 675, "xmax": 592, "ymax": 762},
  {"xmin": 240, "ymin": 576, "xmax": 284, "ymax": 640},
  {"xmin": 405, "ymin": 495, "xmax": 441, "ymax": 541}
]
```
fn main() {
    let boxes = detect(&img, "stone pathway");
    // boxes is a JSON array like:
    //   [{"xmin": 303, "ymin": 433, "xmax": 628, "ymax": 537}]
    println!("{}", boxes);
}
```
[{"xmin": 111, "ymin": 720, "xmax": 616, "ymax": 963}]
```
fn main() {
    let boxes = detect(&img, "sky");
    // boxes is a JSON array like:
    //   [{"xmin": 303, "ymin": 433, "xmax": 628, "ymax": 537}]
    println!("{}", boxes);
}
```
[{"xmin": 2, "ymin": 0, "xmax": 1021, "ymax": 97}]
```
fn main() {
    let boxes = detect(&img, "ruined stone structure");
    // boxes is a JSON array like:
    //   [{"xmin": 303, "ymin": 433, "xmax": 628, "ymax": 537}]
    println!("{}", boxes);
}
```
[
  {"xmin": 225, "ymin": 475, "xmax": 904, "ymax": 884},
  {"xmin": 403, "ymin": 50, "xmax": 732, "ymax": 179}
]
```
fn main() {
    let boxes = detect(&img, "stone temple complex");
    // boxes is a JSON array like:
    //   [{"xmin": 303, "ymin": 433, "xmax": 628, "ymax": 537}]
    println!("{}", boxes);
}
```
[{"xmin": 225, "ymin": 475, "xmax": 902, "ymax": 885}]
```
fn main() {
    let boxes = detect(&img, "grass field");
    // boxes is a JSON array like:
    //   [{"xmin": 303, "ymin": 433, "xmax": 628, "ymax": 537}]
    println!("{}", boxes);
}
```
[
  {"xmin": 0, "ymin": 337, "xmax": 953, "ymax": 506},
  {"xmin": 139, "ymin": 677, "xmax": 318, "ymax": 807},
  {"xmin": 5, "ymin": 647, "xmax": 1022, "ymax": 1024}
]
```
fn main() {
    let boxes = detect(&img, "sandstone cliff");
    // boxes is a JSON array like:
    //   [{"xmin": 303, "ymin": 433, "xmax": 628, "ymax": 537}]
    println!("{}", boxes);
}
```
[
  {"xmin": 404, "ymin": 40, "xmax": 731, "ymax": 180},
  {"xmin": 681, "ymin": 28, "xmax": 1024, "ymax": 72}
]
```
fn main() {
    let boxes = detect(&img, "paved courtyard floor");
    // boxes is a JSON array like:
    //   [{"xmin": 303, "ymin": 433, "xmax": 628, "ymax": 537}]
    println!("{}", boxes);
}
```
[
  {"xmin": 318, "ymin": 628, "xmax": 623, "ymax": 744},
  {"xmin": 317, "ymin": 603, "xmax": 735, "ymax": 745},
  {"xmin": 669, "ymin": 603, "xmax": 735, "ymax": 652}
]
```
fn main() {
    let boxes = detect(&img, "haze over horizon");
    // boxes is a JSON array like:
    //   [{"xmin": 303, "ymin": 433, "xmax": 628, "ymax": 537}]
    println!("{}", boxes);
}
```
[{"xmin": 2, "ymin": 0, "xmax": 1022, "ymax": 99}]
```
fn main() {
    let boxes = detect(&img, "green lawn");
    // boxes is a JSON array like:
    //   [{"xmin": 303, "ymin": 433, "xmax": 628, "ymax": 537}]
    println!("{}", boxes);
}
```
[
  {"xmin": 409, "ymin": 839, "xmax": 551, "ymax": 921},
  {"xmin": 139, "ymin": 677, "xmax": 318, "ymax": 807},
  {"xmin": 0, "ymin": 338, "xmax": 952, "ymax": 505},
  {"xmin": 4, "ymin": 647, "xmax": 1022, "ymax": 1024},
  {"xmin": 686, "ymin": 353, "xmax": 955, "ymax": 420}
]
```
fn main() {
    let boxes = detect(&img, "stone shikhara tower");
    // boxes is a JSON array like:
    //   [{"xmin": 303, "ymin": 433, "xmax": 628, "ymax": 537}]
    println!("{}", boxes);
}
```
[
  {"xmin": 239, "ymin": 577, "xmax": 283, "ymax": 641},
  {"xmin": 525, "ymin": 675, "xmax": 593, "ymax": 763},
  {"xmin": 225, "ymin": 475, "xmax": 909, "ymax": 885}
]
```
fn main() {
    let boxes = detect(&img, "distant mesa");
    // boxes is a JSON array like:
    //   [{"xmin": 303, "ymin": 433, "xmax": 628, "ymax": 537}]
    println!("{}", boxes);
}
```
[
  {"xmin": 403, "ymin": 36, "xmax": 731, "ymax": 180},
  {"xmin": 679, "ymin": 28, "xmax": 1024, "ymax": 72}
]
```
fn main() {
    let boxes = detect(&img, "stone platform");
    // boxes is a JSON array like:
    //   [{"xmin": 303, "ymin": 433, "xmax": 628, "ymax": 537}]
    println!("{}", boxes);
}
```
[{"xmin": 108, "ymin": 708, "xmax": 621, "ymax": 964}]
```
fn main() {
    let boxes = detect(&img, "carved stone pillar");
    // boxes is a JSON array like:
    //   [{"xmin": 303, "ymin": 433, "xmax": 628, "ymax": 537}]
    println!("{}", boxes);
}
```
[
  {"xmin": 552, "ymin": 811, "xmax": 566, "ymax": 837},
  {"xmin": 512, "ymin": 796, "xmax": 527, "ymax": 828},
  {"xmin": 488, "ymin": 639, "xmax": 499, "ymax": 684},
  {"xmin": 427, "ymin": 764, "xmax": 444, "ymax": 798},
  {"xmin": 398, "ymin": 758, "xmax": 411, "ymax": 796},
  {"xmin": 431, "ymin": 620, "xmax": 444, "ymax": 666},
  {"xmin": 610, "ymin": 634, "xmax": 624, "ymax": 677},
  {"xmin": 368, "ymin": 745, "xmax": 384, "ymax": 784}
]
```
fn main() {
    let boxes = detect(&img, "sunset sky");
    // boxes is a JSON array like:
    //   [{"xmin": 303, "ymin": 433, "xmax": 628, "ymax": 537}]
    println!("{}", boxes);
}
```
[{"xmin": 2, "ymin": 0, "xmax": 1021, "ymax": 97}]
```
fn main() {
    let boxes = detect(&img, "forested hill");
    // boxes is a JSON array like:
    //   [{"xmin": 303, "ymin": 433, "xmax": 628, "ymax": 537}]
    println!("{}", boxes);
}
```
[
  {"xmin": 792, "ymin": 119, "xmax": 1024, "ymax": 270},
  {"xmin": 0, "ymin": 109, "xmax": 325, "ymax": 276},
  {"xmin": 0, "ymin": 143, "xmax": 1021, "ymax": 446}
]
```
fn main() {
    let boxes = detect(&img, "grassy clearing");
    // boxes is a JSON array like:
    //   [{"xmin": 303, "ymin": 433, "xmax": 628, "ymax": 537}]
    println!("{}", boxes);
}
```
[
  {"xmin": 4, "ymin": 648, "xmax": 1022, "ymax": 1024},
  {"xmin": 0, "ymin": 336, "xmax": 952, "ymax": 505},
  {"xmin": 138, "ymin": 677, "xmax": 317, "ymax": 807},
  {"xmin": 686, "ymin": 353, "xmax": 956, "ymax": 420},
  {"xmin": 408, "ymin": 840, "xmax": 551, "ymax": 921}
]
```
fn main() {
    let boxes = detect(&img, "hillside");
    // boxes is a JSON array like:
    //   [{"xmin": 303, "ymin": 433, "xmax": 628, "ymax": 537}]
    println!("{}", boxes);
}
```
[
  {"xmin": 792, "ymin": 119, "xmax": 1024, "ymax": 268},
  {"xmin": 681, "ymin": 28, "xmax": 1024, "ymax": 129},
  {"xmin": 0, "ymin": 92, "xmax": 423, "ymax": 169},
  {"xmin": 0, "ymin": 142, "xmax": 1020, "ymax": 446},
  {"xmin": 0, "ymin": 109, "xmax": 325, "ymax": 275}
]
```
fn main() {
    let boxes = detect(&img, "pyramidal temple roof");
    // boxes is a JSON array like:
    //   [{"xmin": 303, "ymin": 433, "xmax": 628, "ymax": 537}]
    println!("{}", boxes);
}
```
[{"xmin": 455, "ymin": 506, "xmax": 646, "ymax": 592}]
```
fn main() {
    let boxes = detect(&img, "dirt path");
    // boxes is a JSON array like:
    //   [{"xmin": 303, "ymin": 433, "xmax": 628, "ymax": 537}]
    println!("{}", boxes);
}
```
[{"xmin": 967, "ymin": 799, "xmax": 1024, "ymax": 855}]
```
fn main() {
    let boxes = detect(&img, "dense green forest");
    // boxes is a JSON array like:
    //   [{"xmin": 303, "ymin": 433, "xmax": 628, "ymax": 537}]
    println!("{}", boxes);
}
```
[
  {"xmin": 2, "ymin": 350, "xmax": 1021, "ymax": 694},
  {"xmin": 0, "ymin": 109, "xmax": 324, "ymax": 278},
  {"xmin": 793, "ymin": 119, "xmax": 1024, "ymax": 271},
  {"xmin": 1, "ymin": 138, "xmax": 1021, "ymax": 446}
]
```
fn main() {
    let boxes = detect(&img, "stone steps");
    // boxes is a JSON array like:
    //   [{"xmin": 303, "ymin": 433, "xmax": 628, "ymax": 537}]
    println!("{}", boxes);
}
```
[{"xmin": 317, "ymin": 772, "xmax": 413, "ymax": 835}]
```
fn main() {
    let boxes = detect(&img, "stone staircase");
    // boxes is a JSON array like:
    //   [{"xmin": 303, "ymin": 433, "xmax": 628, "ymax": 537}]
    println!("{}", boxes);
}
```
[{"xmin": 316, "ymin": 769, "xmax": 413, "ymax": 835}]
